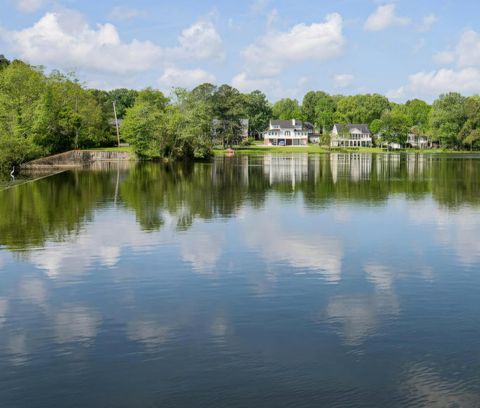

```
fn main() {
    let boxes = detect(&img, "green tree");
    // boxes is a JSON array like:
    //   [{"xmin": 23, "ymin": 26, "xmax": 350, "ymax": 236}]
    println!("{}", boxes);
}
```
[
  {"xmin": 405, "ymin": 99, "xmax": 430, "ymax": 132},
  {"xmin": 0, "ymin": 60, "xmax": 46, "ymax": 169},
  {"xmin": 242, "ymin": 90, "xmax": 272, "ymax": 138},
  {"xmin": 380, "ymin": 107, "xmax": 410, "ymax": 146},
  {"xmin": 429, "ymin": 92, "xmax": 467, "ymax": 148},
  {"xmin": 109, "ymin": 88, "xmax": 138, "ymax": 119},
  {"xmin": 121, "ymin": 88, "xmax": 169, "ymax": 159},
  {"xmin": 212, "ymin": 84, "xmax": 245, "ymax": 148},
  {"xmin": 0, "ymin": 55, "xmax": 10, "ymax": 70},
  {"xmin": 272, "ymin": 98, "xmax": 301, "ymax": 120},
  {"xmin": 301, "ymin": 91, "xmax": 336, "ymax": 132},
  {"xmin": 33, "ymin": 72, "xmax": 107, "ymax": 152}
]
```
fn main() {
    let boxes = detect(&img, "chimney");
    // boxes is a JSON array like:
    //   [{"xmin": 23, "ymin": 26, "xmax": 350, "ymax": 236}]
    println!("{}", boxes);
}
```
[{"xmin": 292, "ymin": 119, "xmax": 296, "ymax": 126}]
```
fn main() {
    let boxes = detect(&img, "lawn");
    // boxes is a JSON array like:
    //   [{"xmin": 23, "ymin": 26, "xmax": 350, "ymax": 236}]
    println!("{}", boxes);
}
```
[
  {"xmin": 213, "ymin": 145, "xmax": 478, "ymax": 155},
  {"xmin": 85, "ymin": 146, "xmax": 134, "ymax": 153}
]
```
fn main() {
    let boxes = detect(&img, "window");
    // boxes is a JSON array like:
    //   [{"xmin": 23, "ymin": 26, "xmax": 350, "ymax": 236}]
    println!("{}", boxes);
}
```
[{"xmin": 285, "ymin": 131, "xmax": 290, "ymax": 136}]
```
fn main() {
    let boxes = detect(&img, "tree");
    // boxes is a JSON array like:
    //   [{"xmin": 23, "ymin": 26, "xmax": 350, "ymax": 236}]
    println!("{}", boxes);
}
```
[
  {"xmin": 429, "ymin": 93, "xmax": 467, "ymax": 148},
  {"xmin": 0, "ymin": 55, "xmax": 10, "ymax": 70},
  {"xmin": 272, "ymin": 98, "xmax": 301, "ymax": 120},
  {"xmin": 405, "ymin": 99, "xmax": 430, "ymax": 132},
  {"xmin": 121, "ymin": 88, "xmax": 170, "ymax": 159},
  {"xmin": 0, "ymin": 60, "xmax": 46, "ymax": 169},
  {"xmin": 33, "ymin": 72, "xmax": 108, "ymax": 152},
  {"xmin": 380, "ymin": 107, "xmax": 410, "ymax": 146},
  {"xmin": 335, "ymin": 94, "xmax": 390, "ymax": 125},
  {"xmin": 301, "ymin": 91, "xmax": 336, "ymax": 132},
  {"xmin": 108, "ymin": 88, "xmax": 138, "ymax": 119},
  {"xmin": 242, "ymin": 90, "xmax": 272, "ymax": 138},
  {"xmin": 212, "ymin": 84, "xmax": 245, "ymax": 148},
  {"xmin": 459, "ymin": 95, "xmax": 480, "ymax": 150},
  {"xmin": 173, "ymin": 85, "xmax": 215, "ymax": 158}
]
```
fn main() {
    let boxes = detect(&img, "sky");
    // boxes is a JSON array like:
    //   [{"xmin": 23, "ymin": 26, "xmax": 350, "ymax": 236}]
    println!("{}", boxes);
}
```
[{"xmin": 1, "ymin": 0, "xmax": 480, "ymax": 102}]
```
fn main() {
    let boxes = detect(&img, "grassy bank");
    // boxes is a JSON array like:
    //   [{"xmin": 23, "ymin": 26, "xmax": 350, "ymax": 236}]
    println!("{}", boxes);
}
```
[
  {"xmin": 213, "ymin": 145, "xmax": 479, "ymax": 155},
  {"xmin": 85, "ymin": 146, "xmax": 134, "ymax": 153}
]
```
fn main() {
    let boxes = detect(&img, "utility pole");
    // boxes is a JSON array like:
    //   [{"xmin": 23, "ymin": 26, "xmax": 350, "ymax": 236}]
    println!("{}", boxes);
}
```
[{"xmin": 113, "ymin": 101, "xmax": 120, "ymax": 147}]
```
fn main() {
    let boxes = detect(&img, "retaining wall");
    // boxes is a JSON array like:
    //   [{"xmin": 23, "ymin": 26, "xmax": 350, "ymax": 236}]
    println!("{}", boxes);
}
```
[{"xmin": 21, "ymin": 150, "xmax": 134, "ymax": 169}]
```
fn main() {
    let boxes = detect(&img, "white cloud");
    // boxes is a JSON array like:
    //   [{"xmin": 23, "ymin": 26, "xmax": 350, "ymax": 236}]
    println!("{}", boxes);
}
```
[
  {"xmin": 6, "ymin": 333, "xmax": 29, "ymax": 366},
  {"xmin": 326, "ymin": 293, "xmax": 399, "ymax": 345},
  {"xmin": 173, "ymin": 19, "xmax": 224, "ymax": 61},
  {"xmin": 15, "ymin": 0, "xmax": 44, "ymax": 13},
  {"xmin": 179, "ymin": 230, "xmax": 224, "ymax": 274},
  {"xmin": 389, "ymin": 68, "xmax": 480, "ymax": 99},
  {"xmin": 364, "ymin": 4, "xmax": 411, "ymax": 32},
  {"xmin": 243, "ymin": 13, "xmax": 345, "ymax": 78},
  {"xmin": 417, "ymin": 14, "xmax": 437, "ymax": 33},
  {"xmin": 3, "ymin": 9, "xmax": 224, "ymax": 75},
  {"xmin": 158, "ymin": 67, "xmax": 216, "ymax": 90},
  {"xmin": 404, "ymin": 365, "xmax": 480, "ymax": 407},
  {"xmin": 250, "ymin": 0, "xmax": 270, "ymax": 15},
  {"xmin": 364, "ymin": 263, "xmax": 394, "ymax": 291},
  {"xmin": 434, "ymin": 30, "xmax": 480, "ymax": 68},
  {"xmin": 231, "ymin": 72, "xmax": 280, "ymax": 93},
  {"xmin": 433, "ymin": 50, "xmax": 455, "ymax": 65},
  {"xmin": 127, "ymin": 320, "xmax": 172, "ymax": 349},
  {"xmin": 333, "ymin": 73, "xmax": 354, "ymax": 88},
  {"xmin": 3, "ymin": 10, "xmax": 162, "ymax": 74},
  {"xmin": 54, "ymin": 306, "xmax": 100, "ymax": 343},
  {"xmin": 108, "ymin": 6, "xmax": 146, "ymax": 22},
  {"xmin": 0, "ymin": 298, "xmax": 8, "ymax": 328}
]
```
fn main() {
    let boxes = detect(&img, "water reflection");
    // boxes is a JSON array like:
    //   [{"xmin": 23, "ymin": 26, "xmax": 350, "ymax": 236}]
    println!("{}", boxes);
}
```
[{"xmin": 0, "ymin": 153, "xmax": 479, "ymax": 407}]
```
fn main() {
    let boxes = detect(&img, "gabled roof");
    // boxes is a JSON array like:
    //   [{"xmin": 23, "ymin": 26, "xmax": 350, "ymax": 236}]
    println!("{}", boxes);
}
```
[
  {"xmin": 333, "ymin": 124, "xmax": 371, "ymax": 134},
  {"xmin": 271, "ymin": 119, "xmax": 303, "ymax": 129}
]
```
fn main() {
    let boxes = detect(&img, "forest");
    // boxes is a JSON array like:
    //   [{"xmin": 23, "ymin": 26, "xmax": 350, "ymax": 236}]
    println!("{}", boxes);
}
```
[{"xmin": 1, "ymin": 55, "xmax": 480, "ymax": 171}]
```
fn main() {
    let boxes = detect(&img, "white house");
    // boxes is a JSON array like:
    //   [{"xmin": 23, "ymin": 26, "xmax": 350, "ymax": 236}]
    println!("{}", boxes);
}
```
[
  {"xmin": 407, "ymin": 133, "xmax": 429, "ymax": 149},
  {"xmin": 263, "ymin": 119, "xmax": 310, "ymax": 146},
  {"xmin": 331, "ymin": 124, "xmax": 372, "ymax": 148}
]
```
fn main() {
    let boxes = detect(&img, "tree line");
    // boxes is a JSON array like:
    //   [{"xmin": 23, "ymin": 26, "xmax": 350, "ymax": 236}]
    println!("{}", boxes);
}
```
[{"xmin": 2, "ymin": 55, "xmax": 480, "ymax": 172}]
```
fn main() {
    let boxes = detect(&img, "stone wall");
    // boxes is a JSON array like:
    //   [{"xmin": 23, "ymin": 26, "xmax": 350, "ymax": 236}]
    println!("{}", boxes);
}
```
[{"xmin": 21, "ymin": 150, "xmax": 135, "ymax": 169}]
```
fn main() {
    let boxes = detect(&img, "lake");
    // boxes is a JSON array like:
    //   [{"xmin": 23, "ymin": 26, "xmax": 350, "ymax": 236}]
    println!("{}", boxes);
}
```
[{"xmin": 1, "ymin": 153, "xmax": 479, "ymax": 407}]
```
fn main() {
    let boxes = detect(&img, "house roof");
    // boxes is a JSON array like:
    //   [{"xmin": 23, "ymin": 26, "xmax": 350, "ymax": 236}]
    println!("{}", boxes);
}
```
[
  {"xmin": 271, "ymin": 119, "xmax": 303, "ymax": 129},
  {"xmin": 333, "ymin": 124, "xmax": 371, "ymax": 134}
]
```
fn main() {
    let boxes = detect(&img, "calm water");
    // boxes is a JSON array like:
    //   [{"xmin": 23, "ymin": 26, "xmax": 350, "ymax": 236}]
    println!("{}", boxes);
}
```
[{"xmin": 1, "ymin": 153, "xmax": 480, "ymax": 407}]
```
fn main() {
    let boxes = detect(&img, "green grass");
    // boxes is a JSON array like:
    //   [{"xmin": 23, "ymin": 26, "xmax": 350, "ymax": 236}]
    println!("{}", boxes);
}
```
[
  {"xmin": 84, "ymin": 146, "xmax": 134, "ymax": 153},
  {"xmin": 214, "ymin": 145, "xmax": 479, "ymax": 155}
]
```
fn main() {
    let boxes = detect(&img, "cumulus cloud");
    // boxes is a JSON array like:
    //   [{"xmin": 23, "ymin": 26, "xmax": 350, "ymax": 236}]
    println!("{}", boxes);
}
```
[
  {"xmin": 388, "ymin": 68, "xmax": 480, "ymax": 99},
  {"xmin": 107, "ymin": 6, "xmax": 146, "ymax": 22},
  {"xmin": 434, "ymin": 30, "xmax": 480, "ymax": 68},
  {"xmin": 2, "ymin": 9, "xmax": 224, "ymax": 75},
  {"xmin": 364, "ymin": 4, "xmax": 411, "ymax": 32},
  {"xmin": 417, "ymin": 14, "xmax": 437, "ymax": 33},
  {"xmin": 333, "ymin": 73, "xmax": 354, "ymax": 88},
  {"xmin": 14, "ymin": 0, "xmax": 44, "ymax": 13},
  {"xmin": 231, "ymin": 72, "xmax": 280, "ymax": 93},
  {"xmin": 158, "ymin": 67, "xmax": 216, "ymax": 90},
  {"xmin": 250, "ymin": 0, "xmax": 270, "ymax": 15},
  {"xmin": 242, "ymin": 13, "xmax": 345, "ymax": 78},
  {"xmin": 173, "ymin": 19, "xmax": 224, "ymax": 60},
  {"xmin": 54, "ymin": 306, "xmax": 100, "ymax": 343}
]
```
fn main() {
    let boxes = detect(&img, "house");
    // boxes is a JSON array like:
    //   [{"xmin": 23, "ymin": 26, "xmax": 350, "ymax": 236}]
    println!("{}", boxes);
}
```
[
  {"xmin": 407, "ymin": 133, "xmax": 429, "ymax": 149},
  {"xmin": 330, "ymin": 124, "xmax": 372, "ymax": 148},
  {"xmin": 263, "ymin": 119, "xmax": 310, "ymax": 146},
  {"xmin": 308, "ymin": 133, "xmax": 321, "ymax": 144}
]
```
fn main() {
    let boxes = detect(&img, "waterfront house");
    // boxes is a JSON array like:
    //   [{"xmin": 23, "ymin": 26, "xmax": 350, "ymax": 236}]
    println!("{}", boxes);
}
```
[
  {"xmin": 263, "ymin": 119, "xmax": 310, "ymax": 146},
  {"xmin": 406, "ymin": 133, "xmax": 429, "ymax": 149},
  {"xmin": 330, "ymin": 124, "xmax": 372, "ymax": 148}
]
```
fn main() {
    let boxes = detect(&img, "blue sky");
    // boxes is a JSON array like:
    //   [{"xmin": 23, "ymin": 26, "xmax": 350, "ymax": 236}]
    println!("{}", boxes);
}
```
[{"xmin": 1, "ymin": 0, "xmax": 480, "ymax": 101}]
